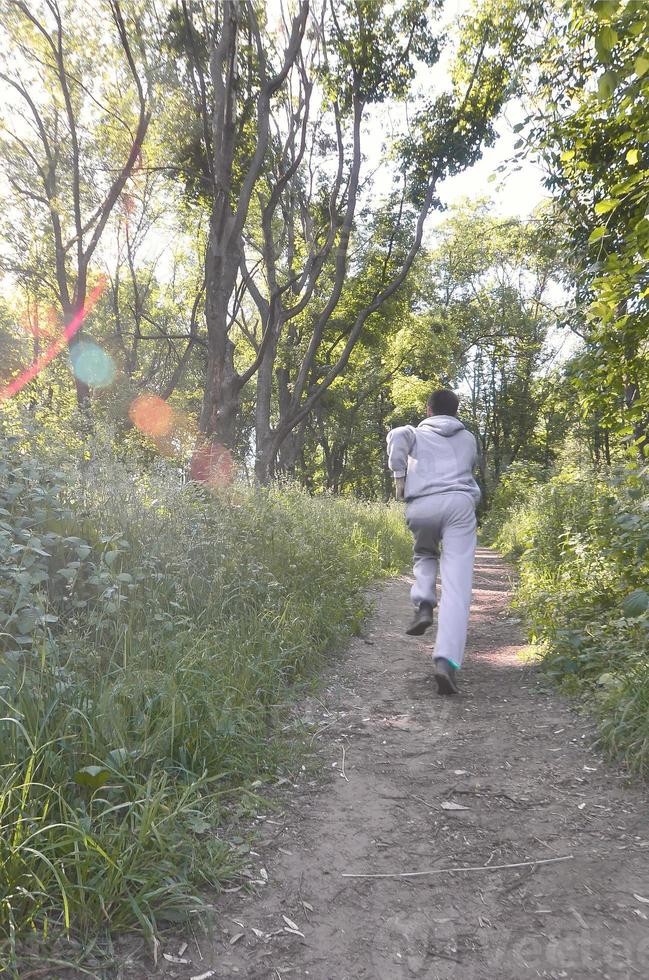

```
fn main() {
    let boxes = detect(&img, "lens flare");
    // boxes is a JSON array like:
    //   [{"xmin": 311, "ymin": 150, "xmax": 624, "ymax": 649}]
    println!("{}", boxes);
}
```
[
  {"xmin": 69, "ymin": 341, "xmax": 116, "ymax": 388},
  {"xmin": 20, "ymin": 308, "xmax": 40, "ymax": 338},
  {"xmin": 0, "ymin": 279, "xmax": 107, "ymax": 402},
  {"xmin": 129, "ymin": 394, "xmax": 173, "ymax": 437},
  {"xmin": 189, "ymin": 442, "xmax": 235, "ymax": 486}
]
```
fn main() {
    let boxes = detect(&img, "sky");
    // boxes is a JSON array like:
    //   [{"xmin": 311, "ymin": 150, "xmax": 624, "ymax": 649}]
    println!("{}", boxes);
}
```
[
  {"xmin": 430, "ymin": 0, "xmax": 547, "ymax": 222},
  {"xmin": 435, "ymin": 103, "xmax": 547, "ymax": 220},
  {"xmin": 440, "ymin": 0, "xmax": 545, "ymax": 219},
  {"xmin": 0, "ymin": 0, "xmax": 550, "ymax": 289},
  {"xmin": 356, "ymin": 0, "xmax": 549, "ymax": 231},
  {"xmin": 453, "ymin": 0, "xmax": 562, "ymax": 221}
]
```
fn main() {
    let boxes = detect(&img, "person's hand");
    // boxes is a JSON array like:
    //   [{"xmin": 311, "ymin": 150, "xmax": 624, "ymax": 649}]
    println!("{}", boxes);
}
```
[{"xmin": 395, "ymin": 476, "xmax": 405, "ymax": 502}]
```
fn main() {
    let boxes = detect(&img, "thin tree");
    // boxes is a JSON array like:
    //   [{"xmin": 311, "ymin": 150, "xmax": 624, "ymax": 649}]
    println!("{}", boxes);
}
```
[
  {"xmin": 173, "ymin": 0, "xmax": 539, "ymax": 480},
  {"xmin": 0, "ymin": 0, "xmax": 152, "ymax": 408}
]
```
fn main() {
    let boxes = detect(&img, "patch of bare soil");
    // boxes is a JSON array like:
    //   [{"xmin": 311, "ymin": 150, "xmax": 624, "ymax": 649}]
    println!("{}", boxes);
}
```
[{"xmin": 130, "ymin": 548, "xmax": 649, "ymax": 979}]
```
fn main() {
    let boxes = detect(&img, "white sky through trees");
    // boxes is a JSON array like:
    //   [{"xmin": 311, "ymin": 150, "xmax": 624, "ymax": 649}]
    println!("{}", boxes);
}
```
[
  {"xmin": 436, "ymin": 0, "xmax": 546, "ymax": 221},
  {"xmin": 0, "ymin": 0, "xmax": 549, "ymax": 289},
  {"xmin": 290, "ymin": 0, "xmax": 549, "ymax": 250}
]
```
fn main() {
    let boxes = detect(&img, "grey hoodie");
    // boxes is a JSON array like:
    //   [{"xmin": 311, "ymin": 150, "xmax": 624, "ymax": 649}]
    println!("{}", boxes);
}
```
[{"xmin": 386, "ymin": 415, "xmax": 481, "ymax": 504}]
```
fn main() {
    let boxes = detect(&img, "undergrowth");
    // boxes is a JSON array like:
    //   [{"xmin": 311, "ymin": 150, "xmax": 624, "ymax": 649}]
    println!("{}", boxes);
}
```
[
  {"xmin": 0, "ymin": 421, "xmax": 410, "ymax": 973},
  {"xmin": 485, "ymin": 460, "xmax": 649, "ymax": 778}
]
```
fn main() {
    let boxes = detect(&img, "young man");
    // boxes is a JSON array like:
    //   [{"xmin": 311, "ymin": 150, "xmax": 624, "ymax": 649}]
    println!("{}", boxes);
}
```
[{"xmin": 386, "ymin": 389, "xmax": 480, "ymax": 695}]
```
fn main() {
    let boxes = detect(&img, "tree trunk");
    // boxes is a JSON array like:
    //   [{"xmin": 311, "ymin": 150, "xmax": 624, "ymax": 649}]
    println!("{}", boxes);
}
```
[
  {"xmin": 199, "ymin": 221, "xmax": 241, "ymax": 447},
  {"xmin": 254, "ymin": 436, "xmax": 275, "ymax": 484},
  {"xmin": 254, "ymin": 348, "xmax": 277, "ymax": 483},
  {"xmin": 64, "ymin": 298, "xmax": 91, "ymax": 410},
  {"xmin": 273, "ymin": 364, "xmax": 305, "ymax": 479},
  {"xmin": 277, "ymin": 423, "xmax": 306, "ymax": 479},
  {"xmin": 604, "ymin": 429, "xmax": 611, "ymax": 466}
]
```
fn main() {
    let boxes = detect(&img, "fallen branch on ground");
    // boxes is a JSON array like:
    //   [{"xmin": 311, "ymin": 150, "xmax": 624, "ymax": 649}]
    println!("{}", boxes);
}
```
[{"xmin": 341, "ymin": 854, "xmax": 574, "ymax": 879}]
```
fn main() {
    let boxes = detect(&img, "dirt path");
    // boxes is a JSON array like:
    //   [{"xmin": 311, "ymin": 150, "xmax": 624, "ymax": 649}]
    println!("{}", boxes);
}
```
[{"xmin": 155, "ymin": 548, "xmax": 649, "ymax": 980}]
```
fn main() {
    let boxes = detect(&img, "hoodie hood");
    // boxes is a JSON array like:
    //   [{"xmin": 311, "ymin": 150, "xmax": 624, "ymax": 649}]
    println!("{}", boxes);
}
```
[{"xmin": 418, "ymin": 415, "xmax": 465, "ymax": 437}]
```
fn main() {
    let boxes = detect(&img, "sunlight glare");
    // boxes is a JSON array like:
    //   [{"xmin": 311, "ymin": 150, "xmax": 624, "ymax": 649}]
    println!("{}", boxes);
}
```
[
  {"xmin": 69, "ymin": 340, "xmax": 116, "ymax": 389},
  {"xmin": 128, "ymin": 394, "xmax": 173, "ymax": 437},
  {"xmin": 189, "ymin": 442, "xmax": 235, "ymax": 486}
]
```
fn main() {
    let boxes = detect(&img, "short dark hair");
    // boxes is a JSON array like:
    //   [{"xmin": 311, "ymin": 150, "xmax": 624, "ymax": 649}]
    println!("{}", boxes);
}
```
[{"xmin": 427, "ymin": 389, "xmax": 459, "ymax": 416}]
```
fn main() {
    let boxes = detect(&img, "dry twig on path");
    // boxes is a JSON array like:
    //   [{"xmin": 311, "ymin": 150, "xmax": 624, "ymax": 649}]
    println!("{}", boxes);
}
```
[
  {"xmin": 410, "ymin": 793, "xmax": 435, "ymax": 809},
  {"xmin": 341, "ymin": 854, "xmax": 574, "ymax": 880},
  {"xmin": 340, "ymin": 743, "xmax": 349, "ymax": 781}
]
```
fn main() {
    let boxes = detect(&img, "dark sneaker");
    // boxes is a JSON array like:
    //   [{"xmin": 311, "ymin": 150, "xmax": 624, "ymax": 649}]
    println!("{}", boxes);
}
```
[
  {"xmin": 434, "ymin": 657, "xmax": 459, "ymax": 695},
  {"xmin": 406, "ymin": 601, "xmax": 434, "ymax": 636}
]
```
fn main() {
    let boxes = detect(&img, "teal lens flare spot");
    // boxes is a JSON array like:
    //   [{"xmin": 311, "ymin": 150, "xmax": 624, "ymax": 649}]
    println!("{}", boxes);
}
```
[{"xmin": 70, "ymin": 341, "xmax": 116, "ymax": 388}]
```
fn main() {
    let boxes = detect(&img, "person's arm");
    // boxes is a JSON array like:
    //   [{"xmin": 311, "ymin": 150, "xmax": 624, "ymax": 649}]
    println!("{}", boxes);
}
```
[{"xmin": 386, "ymin": 425, "xmax": 415, "ymax": 500}]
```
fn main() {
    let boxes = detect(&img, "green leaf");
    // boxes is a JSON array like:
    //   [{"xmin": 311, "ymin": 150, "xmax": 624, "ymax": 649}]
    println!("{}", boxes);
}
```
[
  {"xmin": 627, "ymin": 148, "xmax": 640, "ymax": 165},
  {"xmin": 187, "ymin": 813, "xmax": 211, "ymax": 835},
  {"xmin": 596, "ymin": 672, "xmax": 621, "ymax": 690},
  {"xmin": 106, "ymin": 747, "xmax": 135, "ymax": 768},
  {"xmin": 588, "ymin": 226, "xmax": 607, "ymax": 243},
  {"xmin": 74, "ymin": 766, "xmax": 111, "ymax": 790},
  {"xmin": 593, "ymin": 0, "xmax": 620, "ymax": 17},
  {"xmin": 622, "ymin": 589, "xmax": 649, "ymax": 618},
  {"xmin": 594, "ymin": 198, "xmax": 620, "ymax": 214},
  {"xmin": 595, "ymin": 27, "xmax": 618, "ymax": 60},
  {"xmin": 597, "ymin": 71, "xmax": 618, "ymax": 99},
  {"xmin": 635, "ymin": 56, "xmax": 649, "ymax": 78},
  {"xmin": 16, "ymin": 608, "xmax": 39, "ymax": 633}
]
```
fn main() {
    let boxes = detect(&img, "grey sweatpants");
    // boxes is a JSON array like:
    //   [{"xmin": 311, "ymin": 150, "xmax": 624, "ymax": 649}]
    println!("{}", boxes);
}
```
[{"xmin": 405, "ymin": 491, "xmax": 477, "ymax": 667}]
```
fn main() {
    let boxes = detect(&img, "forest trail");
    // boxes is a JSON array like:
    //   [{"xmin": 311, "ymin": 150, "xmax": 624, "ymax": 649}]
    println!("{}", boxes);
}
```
[{"xmin": 155, "ymin": 549, "xmax": 649, "ymax": 980}]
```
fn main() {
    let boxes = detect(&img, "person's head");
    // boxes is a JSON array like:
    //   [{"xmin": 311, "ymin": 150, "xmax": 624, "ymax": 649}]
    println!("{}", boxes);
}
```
[{"xmin": 426, "ymin": 388, "xmax": 459, "ymax": 417}]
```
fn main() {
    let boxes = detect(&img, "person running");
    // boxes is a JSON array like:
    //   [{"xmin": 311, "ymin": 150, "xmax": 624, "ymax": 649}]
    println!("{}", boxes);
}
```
[{"xmin": 386, "ymin": 389, "xmax": 481, "ymax": 695}]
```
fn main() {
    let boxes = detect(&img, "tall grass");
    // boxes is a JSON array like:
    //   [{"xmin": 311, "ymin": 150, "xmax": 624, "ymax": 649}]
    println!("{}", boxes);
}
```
[
  {"xmin": 0, "ymin": 427, "xmax": 411, "ymax": 972},
  {"xmin": 485, "ymin": 460, "xmax": 649, "ymax": 776}
]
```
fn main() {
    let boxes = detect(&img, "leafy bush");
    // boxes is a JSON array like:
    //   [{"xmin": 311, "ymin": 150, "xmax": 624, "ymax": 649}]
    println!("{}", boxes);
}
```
[
  {"xmin": 0, "ymin": 421, "xmax": 411, "ymax": 971},
  {"xmin": 486, "ymin": 460, "xmax": 649, "ymax": 774},
  {"xmin": 479, "ymin": 460, "xmax": 547, "ymax": 550}
]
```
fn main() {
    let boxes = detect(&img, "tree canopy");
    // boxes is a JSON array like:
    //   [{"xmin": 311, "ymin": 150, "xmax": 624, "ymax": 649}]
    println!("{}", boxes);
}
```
[{"xmin": 0, "ymin": 0, "xmax": 646, "ymax": 487}]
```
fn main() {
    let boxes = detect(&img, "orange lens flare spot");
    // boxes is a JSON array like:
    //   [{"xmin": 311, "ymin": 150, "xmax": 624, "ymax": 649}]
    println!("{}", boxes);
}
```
[{"xmin": 129, "ymin": 394, "xmax": 173, "ymax": 437}]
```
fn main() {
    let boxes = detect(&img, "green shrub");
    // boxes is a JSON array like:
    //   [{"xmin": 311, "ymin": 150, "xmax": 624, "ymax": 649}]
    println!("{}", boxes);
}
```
[
  {"xmin": 596, "ymin": 662, "xmax": 649, "ymax": 778},
  {"xmin": 0, "ymin": 422, "xmax": 411, "ymax": 971},
  {"xmin": 480, "ymin": 460, "xmax": 547, "ymax": 550},
  {"xmin": 487, "ymin": 459, "xmax": 649, "ymax": 773}
]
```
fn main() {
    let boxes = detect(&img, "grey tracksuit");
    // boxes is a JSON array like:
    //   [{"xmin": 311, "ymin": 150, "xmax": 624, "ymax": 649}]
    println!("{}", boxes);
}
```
[{"xmin": 386, "ymin": 416, "xmax": 480, "ymax": 667}]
